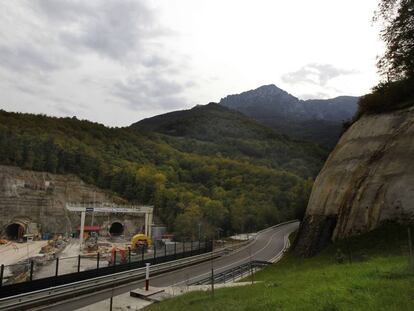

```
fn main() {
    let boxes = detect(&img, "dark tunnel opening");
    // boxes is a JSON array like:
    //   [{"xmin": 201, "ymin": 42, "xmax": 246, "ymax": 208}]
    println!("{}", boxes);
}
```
[
  {"xmin": 109, "ymin": 222, "xmax": 124, "ymax": 236},
  {"xmin": 5, "ymin": 223, "xmax": 25, "ymax": 240}
]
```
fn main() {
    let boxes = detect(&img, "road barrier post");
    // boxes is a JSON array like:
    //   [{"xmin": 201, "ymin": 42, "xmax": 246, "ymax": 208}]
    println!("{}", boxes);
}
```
[
  {"xmin": 97, "ymin": 252, "xmax": 100, "ymax": 270},
  {"xmin": 145, "ymin": 263, "xmax": 150, "ymax": 291},
  {"xmin": 77, "ymin": 255, "xmax": 81, "ymax": 272},
  {"xmin": 128, "ymin": 247, "xmax": 131, "ymax": 264}
]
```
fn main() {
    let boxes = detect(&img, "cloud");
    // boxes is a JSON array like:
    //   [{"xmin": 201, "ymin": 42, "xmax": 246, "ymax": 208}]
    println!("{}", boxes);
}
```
[
  {"xmin": 33, "ymin": 0, "xmax": 171, "ymax": 63},
  {"xmin": 0, "ymin": 44, "xmax": 59, "ymax": 72},
  {"xmin": 113, "ymin": 74, "xmax": 190, "ymax": 110},
  {"xmin": 0, "ymin": 0, "xmax": 195, "ymax": 125},
  {"xmin": 282, "ymin": 63, "xmax": 357, "ymax": 86}
]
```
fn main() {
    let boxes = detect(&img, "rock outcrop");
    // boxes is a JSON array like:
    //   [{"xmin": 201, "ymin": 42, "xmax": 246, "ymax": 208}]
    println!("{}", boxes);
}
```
[{"xmin": 295, "ymin": 106, "xmax": 414, "ymax": 256}]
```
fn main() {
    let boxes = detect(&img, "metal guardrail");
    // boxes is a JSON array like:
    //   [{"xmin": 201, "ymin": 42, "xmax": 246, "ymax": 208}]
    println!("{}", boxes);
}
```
[
  {"xmin": 0, "ymin": 241, "xmax": 212, "ymax": 299},
  {"xmin": 0, "ymin": 221, "xmax": 299, "ymax": 310},
  {"xmin": 190, "ymin": 260, "xmax": 271, "ymax": 285},
  {"xmin": 0, "ymin": 248, "xmax": 226, "ymax": 311}
]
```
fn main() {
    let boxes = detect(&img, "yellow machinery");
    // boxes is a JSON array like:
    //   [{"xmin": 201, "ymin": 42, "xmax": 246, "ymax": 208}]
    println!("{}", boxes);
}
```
[{"xmin": 131, "ymin": 234, "xmax": 152, "ymax": 251}]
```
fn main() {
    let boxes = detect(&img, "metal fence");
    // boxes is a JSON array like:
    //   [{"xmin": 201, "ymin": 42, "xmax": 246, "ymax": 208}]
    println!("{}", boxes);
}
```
[
  {"xmin": 0, "ymin": 240, "xmax": 212, "ymax": 298},
  {"xmin": 190, "ymin": 260, "xmax": 271, "ymax": 285}
]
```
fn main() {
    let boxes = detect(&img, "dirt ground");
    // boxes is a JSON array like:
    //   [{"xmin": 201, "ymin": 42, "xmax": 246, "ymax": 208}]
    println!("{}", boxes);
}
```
[
  {"xmin": 34, "ymin": 239, "xmax": 115, "ymax": 279},
  {"xmin": 0, "ymin": 240, "xmax": 48, "ymax": 266}
]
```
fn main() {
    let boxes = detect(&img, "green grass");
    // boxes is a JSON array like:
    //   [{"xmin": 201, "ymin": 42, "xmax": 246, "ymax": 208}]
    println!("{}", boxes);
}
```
[{"xmin": 145, "ymin": 224, "xmax": 414, "ymax": 311}]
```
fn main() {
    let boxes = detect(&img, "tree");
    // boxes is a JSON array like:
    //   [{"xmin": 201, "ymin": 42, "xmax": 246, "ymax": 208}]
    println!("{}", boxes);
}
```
[{"xmin": 375, "ymin": 0, "xmax": 414, "ymax": 81}]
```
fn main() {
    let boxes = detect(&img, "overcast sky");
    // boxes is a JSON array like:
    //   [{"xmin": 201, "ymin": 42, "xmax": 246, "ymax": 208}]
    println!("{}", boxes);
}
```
[{"xmin": 0, "ymin": 0, "xmax": 383, "ymax": 126}]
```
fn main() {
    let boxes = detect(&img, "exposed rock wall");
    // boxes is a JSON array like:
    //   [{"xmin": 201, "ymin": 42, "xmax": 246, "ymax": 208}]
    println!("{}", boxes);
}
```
[
  {"xmin": 295, "ymin": 106, "xmax": 414, "ymax": 256},
  {"xmin": 0, "ymin": 165, "xmax": 144, "ymax": 237}
]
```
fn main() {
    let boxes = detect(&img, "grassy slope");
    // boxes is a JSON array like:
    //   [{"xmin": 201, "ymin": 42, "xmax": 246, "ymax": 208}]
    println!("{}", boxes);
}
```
[{"xmin": 145, "ymin": 224, "xmax": 414, "ymax": 311}]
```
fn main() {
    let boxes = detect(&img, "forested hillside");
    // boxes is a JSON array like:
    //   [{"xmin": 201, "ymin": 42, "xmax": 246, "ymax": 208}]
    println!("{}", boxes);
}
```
[
  {"xmin": 133, "ymin": 103, "xmax": 326, "ymax": 178},
  {"xmin": 0, "ymin": 105, "xmax": 325, "ymax": 238}
]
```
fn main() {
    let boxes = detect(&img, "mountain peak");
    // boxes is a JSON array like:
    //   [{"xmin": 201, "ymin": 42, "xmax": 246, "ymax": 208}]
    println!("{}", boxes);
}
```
[
  {"xmin": 219, "ymin": 84, "xmax": 299, "ymax": 111},
  {"xmin": 256, "ymin": 84, "xmax": 282, "ymax": 91},
  {"xmin": 219, "ymin": 84, "xmax": 359, "ymax": 148}
]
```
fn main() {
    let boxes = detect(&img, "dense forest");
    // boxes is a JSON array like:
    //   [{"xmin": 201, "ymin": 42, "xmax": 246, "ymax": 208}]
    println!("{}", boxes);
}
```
[{"xmin": 0, "ymin": 104, "xmax": 326, "ymax": 238}]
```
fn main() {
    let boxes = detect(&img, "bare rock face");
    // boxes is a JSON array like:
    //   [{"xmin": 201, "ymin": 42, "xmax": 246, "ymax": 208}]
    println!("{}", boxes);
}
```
[
  {"xmin": 295, "ymin": 106, "xmax": 414, "ymax": 256},
  {"xmin": 0, "ymin": 166, "xmax": 144, "ymax": 237}
]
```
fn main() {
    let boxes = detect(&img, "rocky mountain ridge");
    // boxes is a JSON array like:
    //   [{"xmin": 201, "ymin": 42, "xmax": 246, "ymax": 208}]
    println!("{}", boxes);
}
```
[{"xmin": 219, "ymin": 84, "xmax": 359, "ymax": 147}]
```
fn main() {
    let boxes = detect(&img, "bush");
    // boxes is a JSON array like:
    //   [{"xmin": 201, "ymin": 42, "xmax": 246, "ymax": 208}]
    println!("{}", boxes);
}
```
[{"xmin": 355, "ymin": 78, "xmax": 414, "ymax": 119}]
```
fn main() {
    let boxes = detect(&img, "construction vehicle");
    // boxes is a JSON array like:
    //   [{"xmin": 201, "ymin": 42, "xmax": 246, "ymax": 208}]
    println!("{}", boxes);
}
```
[
  {"xmin": 131, "ymin": 234, "xmax": 152, "ymax": 252},
  {"xmin": 107, "ymin": 234, "xmax": 152, "ymax": 265}
]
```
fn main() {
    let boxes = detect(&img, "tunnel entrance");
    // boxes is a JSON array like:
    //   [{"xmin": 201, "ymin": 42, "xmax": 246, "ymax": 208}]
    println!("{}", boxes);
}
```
[
  {"xmin": 5, "ymin": 223, "xmax": 25, "ymax": 240},
  {"xmin": 109, "ymin": 222, "xmax": 124, "ymax": 236}
]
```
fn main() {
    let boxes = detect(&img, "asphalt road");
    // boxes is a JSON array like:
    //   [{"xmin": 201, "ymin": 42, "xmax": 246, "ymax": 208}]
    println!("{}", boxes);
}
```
[
  {"xmin": 42, "ymin": 221, "xmax": 299, "ymax": 310},
  {"xmin": 149, "ymin": 221, "xmax": 299, "ymax": 287}
]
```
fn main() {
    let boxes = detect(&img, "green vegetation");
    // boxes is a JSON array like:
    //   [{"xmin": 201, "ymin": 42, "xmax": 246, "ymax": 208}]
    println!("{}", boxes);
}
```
[
  {"xmin": 354, "ymin": 78, "xmax": 414, "ymax": 121},
  {"xmin": 0, "ymin": 104, "xmax": 325, "ymax": 238},
  {"xmin": 133, "ymin": 103, "xmax": 326, "ymax": 177},
  {"xmin": 145, "ymin": 224, "xmax": 414, "ymax": 311},
  {"xmin": 352, "ymin": 0, "xmax": 414, "ymax": 122},
  {"xmin": 375, "ymin": 0, "xmax": 413, "ymax": 81}
]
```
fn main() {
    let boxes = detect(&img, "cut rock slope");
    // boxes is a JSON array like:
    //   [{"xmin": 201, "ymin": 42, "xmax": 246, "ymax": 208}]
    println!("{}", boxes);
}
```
[{"xmin": 295, "ymin": 106, "xmax": 414, "ymax": 256}]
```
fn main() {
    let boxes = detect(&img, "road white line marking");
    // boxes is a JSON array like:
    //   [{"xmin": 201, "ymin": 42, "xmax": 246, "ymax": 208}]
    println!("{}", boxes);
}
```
[
  {"xmin": 132, "ymin": 222, "xmax": 298, "ymax": 287},
  {"xmin": 171, "ymin": 226, "xmax": 290, "ymax": 286}
]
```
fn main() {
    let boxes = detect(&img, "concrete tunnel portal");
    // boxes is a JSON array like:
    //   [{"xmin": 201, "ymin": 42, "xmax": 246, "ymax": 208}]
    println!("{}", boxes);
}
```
[
  {"xmin": 109, "ymin": 222, "xmax": 124, "ymax": 236},
  {"xmin": 5, "ymin": 223, "xmax": 25, "ymax": 240}
]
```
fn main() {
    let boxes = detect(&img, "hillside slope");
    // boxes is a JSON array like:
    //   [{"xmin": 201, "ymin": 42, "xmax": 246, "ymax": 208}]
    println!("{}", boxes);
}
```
[
  {"xmin": 0, "ymin": 107, "xmax": 325, "ymax": 237},
  {"xmin": 294, "ymin": 105, "xmax": 414, "ymax": 257},
  {"xmin": 132, "ymin": 103, "xmax": 326, "ymax": 177},
  {"xmin": 219, "ymin": 85, "xmax": 358, "ymax": 148}
]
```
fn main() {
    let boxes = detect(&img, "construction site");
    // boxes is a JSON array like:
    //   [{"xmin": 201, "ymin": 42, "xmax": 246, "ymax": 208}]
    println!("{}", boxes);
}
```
[
  {"xmin": 0, "ymin": 201, "xmax": 173, "ymax": 284},
  {"xmin": 0, "ymin": 166, "xmax": 286, "ymax": 311},
  {"xmin": 0, "ymin": 165, "xmax": 173, "ymax": 287}
]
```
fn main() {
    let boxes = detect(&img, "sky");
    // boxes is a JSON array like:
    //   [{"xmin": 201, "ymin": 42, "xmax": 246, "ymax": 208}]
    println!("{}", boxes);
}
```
[{"xmin": 0, "ymin": 0, "xmax": 384, "ymax": 127}]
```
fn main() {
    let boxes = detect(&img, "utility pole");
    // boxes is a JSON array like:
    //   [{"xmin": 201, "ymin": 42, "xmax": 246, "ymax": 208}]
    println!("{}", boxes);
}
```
[
  {"xmin": 79, "ymin": 211, "xmax": 85, "ymax": 252},
  {"xmin": 249, "ymin": 242, "xmax": 253, "ymax": 285},
  {"xmin": 91, "ymin": 191, "xmax": 95, "ymax": 226},
  {"xmin": 211, "ymin": 237, "xmax": 214, "ymax": 296},
  {"xmin": 408, "ymin": 227, "xmax": 413, "ymax": 269}
]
